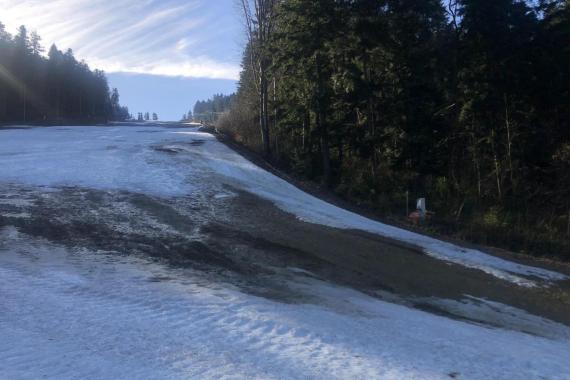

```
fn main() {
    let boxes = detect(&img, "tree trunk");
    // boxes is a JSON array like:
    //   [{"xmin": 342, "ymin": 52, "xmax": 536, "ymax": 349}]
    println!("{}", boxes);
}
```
[
  {"xmin": 491, "ymin": 128, "xmax": 502, "ymax": 199},
  {"xmin": 315, "ymin": 53, "xmax": 330, "ymax": 185},
  {"xmin": 79, "ymin": 93, "xmax": 83, "ymax": 119},
  {"xmin": 303, "ymin": 109, "xmax": 311, "ymax": 152},
  {"xmin": 273, "ymin": 76, "xmax": 277, "ymax": 131},
  {"xmin": 567, "ymin": 208, "xmax": 570, "ymax": 237},
  {"xmin": 472, "ymin": 133, "xmax": 482, "ymax": 198},
  {"xmin": 259, "ymin": 67, "xmax": 270, "ymax": 156},
  {"xmin": 504, "ymin": 93, "xmax": 514, "ymax": 191},
  {"xmin": 0, "ymin": 89, "xmax": 6, "ymax": 120},
  {"xmin": 22, "ymin": 87, "xmax": 27, "ymax": 122},
  {"xmin": 319, "ymin": 113, "xmax": 331, "ymax": 186},
  {"xmin": 57, "ymin": 89, "xmax": 61, "ymax": 120}
]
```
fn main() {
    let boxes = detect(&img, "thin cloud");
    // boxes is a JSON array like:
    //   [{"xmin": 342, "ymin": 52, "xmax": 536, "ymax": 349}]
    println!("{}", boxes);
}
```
[{"xmin": 0, "ymin": 0, "xmax": 242, "ymax": 80}]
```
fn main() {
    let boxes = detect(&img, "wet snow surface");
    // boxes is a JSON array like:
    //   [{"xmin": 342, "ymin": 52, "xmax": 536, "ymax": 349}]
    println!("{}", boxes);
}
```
[{"xmin": 1, "ymin": 124, "xmax": 570, "ymax": 379}]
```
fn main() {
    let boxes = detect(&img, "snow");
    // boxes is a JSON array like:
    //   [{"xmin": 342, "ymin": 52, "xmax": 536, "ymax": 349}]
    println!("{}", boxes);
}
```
[
  {"xmin": 1, "ymin": 229, "xmax": 570, "ymax": 380},
  {"xmin": 0, "ymin": 125, "xmax": 566, "ymax": 287},
  {"xmin": 424, "ymin": 295, "xmax": 570, "ymax": 340},
  {"xmin": 171, "ymin": 131, "xmax": 570, "ymax": 287},
  {"xmin": 1, "ymin": 125, "xmax": 570, "ymax": 379},
  {"xmin": 0, "ymin": 126, "xmax": 195, "ymax": 197}
]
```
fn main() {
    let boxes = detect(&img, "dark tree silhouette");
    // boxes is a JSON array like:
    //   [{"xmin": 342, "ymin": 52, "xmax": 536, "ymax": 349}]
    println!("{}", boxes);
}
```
[
  {"xmin": 0, "ymin": 23, "xmax": 129, "ymax": 124},
  {"xmin": 216, "ymin": 0, "xmax": 570, "ymax": 259}
]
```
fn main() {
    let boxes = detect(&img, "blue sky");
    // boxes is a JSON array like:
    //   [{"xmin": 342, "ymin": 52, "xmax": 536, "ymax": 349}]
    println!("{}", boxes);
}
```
[
  {"xmin": 107, "ymin": 73, "xmax": 237, "ymax": 121},
  {"xmin": 0, "ymin": 0, "xmax": 244, "ymax": 120}
]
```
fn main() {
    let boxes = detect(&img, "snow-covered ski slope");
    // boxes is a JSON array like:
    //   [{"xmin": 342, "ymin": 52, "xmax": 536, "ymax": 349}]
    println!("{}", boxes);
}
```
[
  {"xmin": 1, "ymin": 125, "xmax": 569, "ymax": 379},
  {"xmin": 1, "ymin": 228, "xmax": 570, "ymax": 380},
  {"xmin": 1, "ymin": 125, "xmax": 561, "ymax": 287}
]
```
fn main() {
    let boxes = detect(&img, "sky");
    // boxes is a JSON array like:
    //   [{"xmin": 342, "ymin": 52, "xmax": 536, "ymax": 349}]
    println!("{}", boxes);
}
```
[{"xmin": 0, "ymin": 0, "xmax": 244, "ymax": 120}]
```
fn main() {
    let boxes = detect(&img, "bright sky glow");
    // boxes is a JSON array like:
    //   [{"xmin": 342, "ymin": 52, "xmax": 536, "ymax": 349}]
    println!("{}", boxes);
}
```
[
  {"xmin": 0, "ymin": 0, "xmax": 244, "ymax": 119},
  {"xmin": 0, "ymin": 0, "xmax": 242, "ymax": 80}
]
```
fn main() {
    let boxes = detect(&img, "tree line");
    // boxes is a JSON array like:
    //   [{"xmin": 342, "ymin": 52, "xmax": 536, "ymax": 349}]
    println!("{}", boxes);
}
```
[
  {"xmin": 0, "ymin": 22, "xmax": 130, "ymax": 124},
  {"xmin": 137, "ymin": 112, "xmax": 159, "ymax": 121},
  {"xmin": 217, "ymin": 0, "xmax": 570, "ymax": 259},
  {"xmin": 189, "ymin": 94, "xmax": 235, "ymax": 123}
]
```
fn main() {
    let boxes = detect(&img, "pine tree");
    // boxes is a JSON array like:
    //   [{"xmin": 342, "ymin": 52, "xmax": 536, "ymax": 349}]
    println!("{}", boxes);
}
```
[
  {"xmin": 272, "ymin": 0, "xmax": 341, "ymax": 184},
  {"xmin": 30, "ymin": 31, "xmax": 43, "ymax": 55},
  {"xmin": 0, "ymin": 25, "xmax": 124, "ymax": 124},
  {"xmin": 220, "ymin": 0, "xmax": 569, "ymax": 252}
]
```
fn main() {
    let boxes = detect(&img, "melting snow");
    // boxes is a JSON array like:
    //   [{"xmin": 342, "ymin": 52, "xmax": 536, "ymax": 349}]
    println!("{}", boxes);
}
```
[
  {"xmin": 0, "ymin": 125, "xmax": 566, "ymax": 287},
  {"xmin": 1, "ymin": 125, "xmax": 570, "ymax": 379},
  {"xmin": 172, "ymin": 131, "xmax": 569, "ymax": 287},
  {"xmin": 1, "ymin": 230, "xmax": 569, "ymax": 380}
]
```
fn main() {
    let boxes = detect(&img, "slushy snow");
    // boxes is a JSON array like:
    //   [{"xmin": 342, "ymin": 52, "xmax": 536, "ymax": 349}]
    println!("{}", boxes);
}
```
[
  {"xmin": 0, "ymin": 125, "xmax": 566, "ymax": 287},
  {"xmin": 1, "ymin": 125, "xmax": 570, "ymax": 379},
  {"xmin": 1, "ymin": 228, "xmax": 569, "ymax": 380},
  {"xmin": 174, "ymin": 129, "xmax": 568, "ymax": 287}
]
